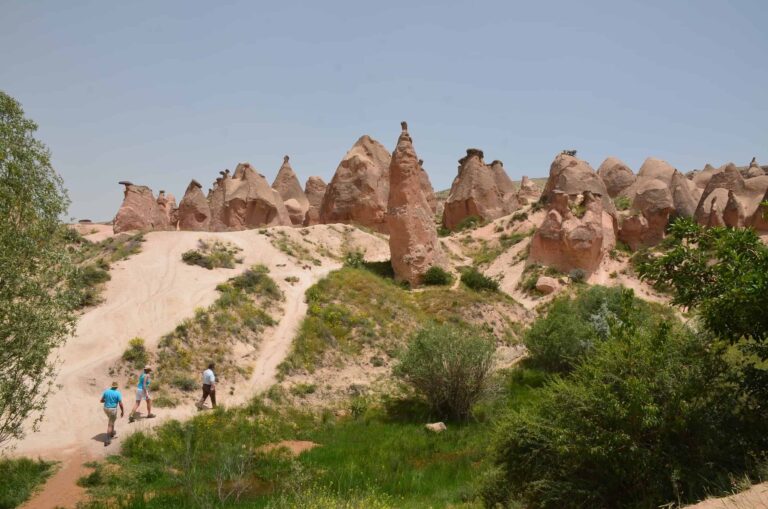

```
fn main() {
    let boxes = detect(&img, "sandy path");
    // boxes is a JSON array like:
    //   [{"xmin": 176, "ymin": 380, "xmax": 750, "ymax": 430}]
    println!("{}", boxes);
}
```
[
  {"xmin": 686, "ymin": 483, "xmax": 768, "ymax": 508},
  {"xmin": 15, "ymin": 226, "xmax": 370, "ymax": 508}
]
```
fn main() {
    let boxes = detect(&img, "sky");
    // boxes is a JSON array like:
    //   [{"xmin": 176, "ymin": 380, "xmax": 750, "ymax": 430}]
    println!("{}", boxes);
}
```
[{"xmin": 2, "ymin": 0, "xmax": 767, "ymax": 221}]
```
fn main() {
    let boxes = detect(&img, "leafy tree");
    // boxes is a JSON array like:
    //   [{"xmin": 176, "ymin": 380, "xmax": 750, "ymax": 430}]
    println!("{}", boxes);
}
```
[
  {"xmin": 637, "ymin": 218, "xmax": 768, "ymax": 342},
  {"xmin": 0, "ymin": 91, "xmax": 75, "ymax": 447},
  {"xmin": 395, "ymin": 324, "xmax": 495, "ymax": 421},
  {"xmin": 490, "ymin": 293, "xmax": 764, "ymax": 508}
]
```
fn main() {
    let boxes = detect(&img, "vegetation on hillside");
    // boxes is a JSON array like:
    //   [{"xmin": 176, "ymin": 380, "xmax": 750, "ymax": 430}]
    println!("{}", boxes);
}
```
[
  {"xmin": 0, "ymin": 90, "xmax": 76, "ymax": 447},
  {"xmin": 278, "ymin": 267, "xmax": 521, "ymax": 375},
  {"xmin": 0, "ymin": 457, "xmax": 56, "ymax": 508},
  {"xmin": 182, "ymin": 239, "xmax": 243, "ymax": 270}
]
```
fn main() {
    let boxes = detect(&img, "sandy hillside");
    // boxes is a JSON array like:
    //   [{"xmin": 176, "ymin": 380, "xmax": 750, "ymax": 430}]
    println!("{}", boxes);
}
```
[{"xmin": 14, "ymin": 224, "xmax": 388, "ymax": 461}]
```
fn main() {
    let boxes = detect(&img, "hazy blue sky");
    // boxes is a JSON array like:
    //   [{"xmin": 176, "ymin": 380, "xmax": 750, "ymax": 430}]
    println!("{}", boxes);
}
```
[{"xmin": 2, "ymin": 0, "xmax": 766, "ymax": 221}]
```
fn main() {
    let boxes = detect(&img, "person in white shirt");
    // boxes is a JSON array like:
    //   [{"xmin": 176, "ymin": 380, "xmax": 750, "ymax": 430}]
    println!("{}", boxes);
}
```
[{"xmin": 196, "ymin": 362, "xmax": 217, "ymax": 409}]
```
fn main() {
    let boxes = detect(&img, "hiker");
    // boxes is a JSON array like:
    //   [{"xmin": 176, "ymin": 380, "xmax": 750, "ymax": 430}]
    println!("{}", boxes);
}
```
[
  {"xmin": 100, "ymin": 381, "xmax": 124, "ymax": 446},
  {"xmin": 196, "ymin": 362, "xmax": 217, "ymax": 409},
  {"xmin": 129, "ymin": 366, "xmax": 155, "ymax": 422}
]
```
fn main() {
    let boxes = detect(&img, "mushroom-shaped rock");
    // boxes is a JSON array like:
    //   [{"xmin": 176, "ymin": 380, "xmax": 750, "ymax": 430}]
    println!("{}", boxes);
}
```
[
  {"xmin": 113, "ymin": 183, "xmax": 172, "ymax": 233},
  {"xmin": 319, "ymin": 135, "xmax": 391, "ymax": 233},
  {"xmin": 529, "ymin": 190, "xmax": 615, "ymax": 276},
  {"xmin": 177, "ymin": 179, "xmax": 211, "ymax": 231},
  {"xmin": 747, "ymin": 158, "xmax": 766, "ymax": 178},
  {"xmin": 303, "ymin": 176, "xmax": 327, "ymax": 226},
  {"xmin": 442, "ymin": 149, "xmax": 520, "ymax": 230},
  {"xmin": 272, "ymin": 155, "xmax": 310, "ymax": 225},
  {"xmin": 387, "ymin": 122, "xmax": 441, "ymax": 286},
  {"xmin": 597, "ymin": 157, "xmax": 635, "ymax": 198}
]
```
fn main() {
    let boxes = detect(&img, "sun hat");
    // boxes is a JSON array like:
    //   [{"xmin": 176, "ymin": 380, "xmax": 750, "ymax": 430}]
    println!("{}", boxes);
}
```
[
  {"xmin": 111, "ymin": 381, "xmax": 119, "ymax": 388},
  {"xmin": 144, "ymin": 366, "xmax": 152, "ymax": 372}
]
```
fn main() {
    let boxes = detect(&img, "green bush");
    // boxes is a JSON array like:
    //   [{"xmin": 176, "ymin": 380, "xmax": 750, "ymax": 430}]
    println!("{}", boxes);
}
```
[
  {"xmin": 0, "ymin": 458, "xmax": 55, "ymax": 508},
  {"xmin": 455, "ymin": 215, "xmax": 484, "ymax": 232},
  {"xmin": 170, "ymin": 375, "xmax": 197, "ymax": 392},
  {"xmin": 524, "ymin": 286, "xmax": 658, "ymax": 373},
  {"xmin": 568, "ymin": 268, "xmax": 586, "ymax": 283},
  {"xmin": 422, "ymin": 266, "xmax": 452, "ymax": 286},
  {"xmin": 343, "ymin": 249, "xmax": 365, "ymax": 268},
  {"xmin": 613, "ymin": 195, "xmax": 631, "ymax": 211},
  {"xmin": 395, "ymin": 324, "xmax": 495, "ymax": 421},
  {"xmin": 460, "ymin": 267, "xmax": 499, "ymax": 292},
  {"xmin": 122, "ymin": 337, "xmax": 148, "ymax": 370},
  {"xmin": 492, "ymin": 301, "xmax": 765, "ymax": 508},
  {"xmin": 181, "ymin": 240, "xmax": 241, "ymax": 270}
]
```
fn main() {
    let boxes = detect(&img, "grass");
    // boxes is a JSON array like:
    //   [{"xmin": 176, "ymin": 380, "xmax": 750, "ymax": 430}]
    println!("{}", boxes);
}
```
[
  {"xmin": 278, "ymin": 268, "xmax": 522, "ymax": 375},
  {"xmin": 465, "ymin": 230, "xmax": 532, "ymax": 266},
  {"xmin": 122, "ymin": 337, "xmax": 148, "ymax": 370},
  {"xmin": 614, "ymin": 195, "xmax": 631, "ymax": 211},
  {"xmin": 77, "ymin": 365, "xmax": 547, "ymax": 509},
  {"xmin": 151, "ymin": 265, "xmax": 283, "ymax": 405},
  {"xmin": 182, "ymin": 239, "xmax": 242, "ymax": 270},
  {"xmin": 270, "ymin": 230, "xmax": 322, "ymax": 266},
  {"xmin": 0, "ymin": 457, "xmax": 56, "ymax": 509}
]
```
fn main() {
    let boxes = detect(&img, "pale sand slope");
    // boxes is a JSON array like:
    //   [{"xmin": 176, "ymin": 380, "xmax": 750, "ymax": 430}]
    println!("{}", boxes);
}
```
[
  {"xmin": 686, "ymin": 483, "xmax": 768, "ymax": 508},
  {"xmin": 14, "ymin": 225, "xmax": 387, "ymax": 460}
]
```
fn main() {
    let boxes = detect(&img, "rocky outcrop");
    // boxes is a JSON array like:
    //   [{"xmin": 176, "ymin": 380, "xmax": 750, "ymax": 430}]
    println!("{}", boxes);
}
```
[
  {"xmin": 442, "ymin": 149, "xmax": 520, "ymax": 230},
  {"xmin": 215, "ymin": 163, "xmax": 292, "ymax": 230},
  {"xmin": 541, "ymin": 154, "xmax": 614, "ymax": 214},
  {"xmin": 597, "ymin": 157, "xmax": 635, "ymax": 198},
  {"xmin": 750, "ymin": 189, "xmax": 768, "ymax": 232},
  {"xmin": 387, "ymin": 122, "xmax": 441, "ymax": 286},
  {"xmin": 177, "ymin": 180, "xmax": 211, "ymax": 231},
  {"xmin": 319, "ymin": 135, "xmax": 391, "ymax": 233},
  {"xmin": 535, "ymin": 276, "xmax": 558, "ymax": 295},
  {"xmin": 113, "ymin": 182, "xmax": 174, "ymax": 233},
  {"xmin": 694, "ymin": 163, "xmax": 768, "ymax": 228},
  {"xmin": 618, "ymin": 179, "xmax": 674, "ymax": 250},
  {"xmin": 417, "ymin": 159, "xmax": 437, "ymax": 214},
  {"xmin": 746, "ymin": 158, "xmax": 765, "ymax": 178},
  {"xmin": 529, "ymin": 190, "xmax": 615, "ymax": 276},
  {"xmin": 272, "ymin": 156, "xmax": 309, "ymax": 225},
  {"xmin": 517, "ymin": 176, "xmax": 542, "ymax": 203},
  {"xmin": 302, "ymin": 176, "xmax": 327, "ymax": 226}
]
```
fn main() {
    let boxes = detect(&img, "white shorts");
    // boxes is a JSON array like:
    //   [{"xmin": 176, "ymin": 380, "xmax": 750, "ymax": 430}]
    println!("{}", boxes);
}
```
[{"xmin": 135, "ymin": 388, "xmax": 151, "ymax": 401}]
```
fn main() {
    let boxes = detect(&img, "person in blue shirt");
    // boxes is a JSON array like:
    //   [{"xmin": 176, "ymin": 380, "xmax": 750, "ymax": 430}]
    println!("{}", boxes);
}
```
[
  {"xmin": 128, "ymin": 366, "xmax": 155, "ymax": 423},
  {"xmin": 100, "ymin": 381, "xmax": 124, "ymax": 446}
]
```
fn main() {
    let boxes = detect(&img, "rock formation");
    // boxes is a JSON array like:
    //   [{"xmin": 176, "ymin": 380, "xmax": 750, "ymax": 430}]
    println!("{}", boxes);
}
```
[
  {"xmin": 442, "ymin": 149, "xmax": 520, "ymax": 230},
  {"xmin": 597, "ymin": 157, "xmax": 635, "ymax": 198},
  {"xmin": 319, "ymin": 135, "xmax": 391, "ymax": 233},
  {"xmin": 517, "ymin": 176, "xmax": 542, "ymax": 203},
  {"xmin": 618, "ymin": 178, "xmax": 674, "ymax": 250},
  {"xmin": 694, "ymin": 163, "xmax": 768, "ymax": 228},
  {"xmin": 215, "ymin": 163, "xmax": 292, "ymax": 230},
  {"xmin": 302, "ymin": 176, "xmax": 327, "ymax": 226},
  {"xmin": 177, "ymin": 179, "xmax": 211, "ymax": 231},
  {"xmin": 272, "ymin": 156, "xmax": 310, "ymax": 225},
  {"xmin": 113, "ymin": 182, "xmax": 174, "ymax": 233},
  {"xmin": 417, "ymin": 159, "xmax": 438, "ymax": 214},
  {"xmin": 387, "ymin": 122, "xmax": 441, "ymax": 286},
  {"xmin": 541, "ymin": 153, "xmax": 614, "ymax": 213},
  {"xmin": 529, "ymin": 190, "xmax": 615, "ymax": 276}
]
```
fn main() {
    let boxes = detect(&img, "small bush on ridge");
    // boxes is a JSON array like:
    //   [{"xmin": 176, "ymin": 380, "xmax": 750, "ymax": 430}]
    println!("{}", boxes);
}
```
[
  {"xmin": 422, "ymin": 266, "xmax": 452, "ymax": 286},
  {"xmin": 460, "ymin": 267, "xmax": 499, "ymax": 292}
]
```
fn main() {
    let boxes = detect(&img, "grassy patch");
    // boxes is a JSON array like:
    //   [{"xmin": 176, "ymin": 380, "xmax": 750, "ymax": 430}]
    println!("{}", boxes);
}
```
[
  {"xmin": 614, "ymin": 195, "xmax": 631, "ymax": 211},
  {"xmin": 271, "ymin": 230, "xmax": 322, "ymax": 266},
  {"xmin": 0, "ymin": 457, "xmax": 56, "ymax": 509},
  {"xmin": 181, "ymin": 239, "xmax": 242, "ymax": 270},
  {"xmin": 153, "ymin": 265, "xmax": 283, "ymax": 402},
  {"xmin": 122, "ymin": 337, "xmax": 148, "ymax": 370},
  {"xmin": 279, "ymin": 268, "xmax": 521, "ymax": 375}
]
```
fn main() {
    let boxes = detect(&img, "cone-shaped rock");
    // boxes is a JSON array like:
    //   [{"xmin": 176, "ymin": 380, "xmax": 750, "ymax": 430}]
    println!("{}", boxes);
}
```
[
  {"xmin": 272, "ymin": 155, "xmax": 310, "ymax": 225},
  {"xmin": 177, "ymin": 180, "xmax": 211, "ymax": 231},
  {"xmin": 319, "ymin": 135, "xmax": 391, "ymax": 233},
  {"xmin": 387, "ymin": 122, "xmax": 441, "ymax": 286},
  {"xmin": 442, "ymin": 149, "xmax": 520, "ymax": 230},
  {"xmin": 215, "ymin": 163, "xmax": 292, "ymax": 230},
  {"xmin": 303, "ymin": 176, "xmax": 327, "ymax": 226},
  {"xmin": 114, "ymin": 182, "xmax": 172, "ymax": 233}
]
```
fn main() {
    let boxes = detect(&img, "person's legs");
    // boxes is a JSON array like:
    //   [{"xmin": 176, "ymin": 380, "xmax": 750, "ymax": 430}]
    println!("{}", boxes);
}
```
[
  {"xmin": 104, "ymin": 408, "xmax": 116, "ymax": 445},
  {"xmin": 198, "ymin": 384, "xmax": 210, "ymax": 408},
  {"xmin": 146, "ymin": 395, "xmax": 154, "ymax": 418},
  {"xmin": 210, "ymin": 388, "xmax": 216, "ymax": 408}
]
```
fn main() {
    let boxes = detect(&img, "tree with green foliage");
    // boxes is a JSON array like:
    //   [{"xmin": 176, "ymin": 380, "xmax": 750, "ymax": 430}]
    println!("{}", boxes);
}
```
[
  {"xmin": 395, "ymin": 324, "xmax": 495, "ymax": 421},
  {"xmin": 638, "ymin": 218, "xmax": 768, "ymax": 343},
  {"xmin": 0, "ymin": 91, "xmax": 75, "ymax": 447},
  {"xmin": 490, "ymin": 292, "xmax": 765, "ymax": 508}
]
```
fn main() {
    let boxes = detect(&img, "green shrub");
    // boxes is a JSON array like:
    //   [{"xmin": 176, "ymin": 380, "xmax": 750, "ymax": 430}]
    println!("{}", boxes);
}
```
[
  {"xmin": 568, "ymin": 268, "xmax": 586, "ymax": 283},
  {"xmin": 0, "ymin": 457, "xmax": 55, "ymax": 508},
  {"xmin": 422, "ymin": 266, "xmax": 452, "ymax": 286},
  {"xmin": 181, "ymin": 240, "xmax": 241, "ymax": 270},
  {"xmin": 170, "ymin": 375, "xmax": 197, "ymax": 392},
  {"xmin": 492, "ymin": 298, "xmax": 765, "ymax": 508},
  {"xmin": 151, "ymin": 394, "xmax": 179, "ymax": 408},
  {"xmin": 290, "ymin": 383, "xmax": 317, "ymax": 397},
  {"xmin": 613, "ymin": 195, "xmax": 631, "ymax": 211},
  {"xmin": 122, "ymin": 337, "xmax": 148, "ymax": 370},
  {"xmin": 524, "ymin": 286, "xmax": 658, "ymax": 373},
  {"xmin": 395, "ymin": 324, "xmax": 495, "ymax": 421},
  {"xmin": 511, "ymin": 211, "xmax": 528, "ymax": 222},
  {"xmin": 230, "ymin": 264, "xmax": 281, "ymax": 299},
  {"xmin": 455, "ymin": 215, "xmax": 484, "ymax": 232},
  {"xmin": 460, "ymin": 267, "xmax": 499, "ymax": 292},
  {"xmin": 343, "ymin": 249, "xmax": 365, "ymax": 268}
]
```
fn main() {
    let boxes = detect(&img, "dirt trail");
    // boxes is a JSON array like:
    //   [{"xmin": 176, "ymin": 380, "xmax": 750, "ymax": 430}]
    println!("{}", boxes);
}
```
[{"xmin": 16, "ymin": 225, "xmax": 385, "ymax": 508}]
